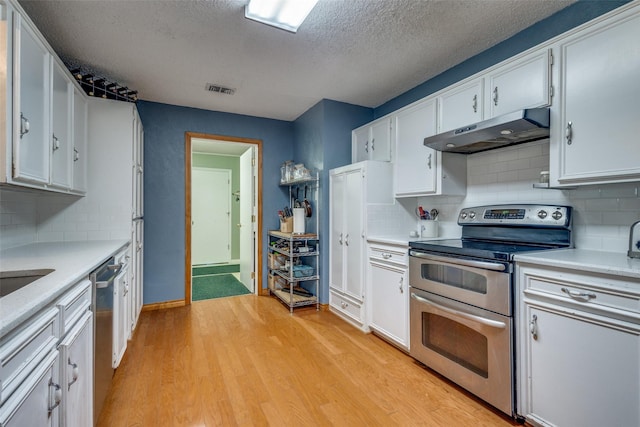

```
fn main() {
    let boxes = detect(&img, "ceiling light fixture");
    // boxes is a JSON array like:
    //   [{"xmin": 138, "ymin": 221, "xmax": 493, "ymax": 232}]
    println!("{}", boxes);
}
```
[{"xmin": 245, "ymin": 0, "xmax": 319, "ymax": 33}]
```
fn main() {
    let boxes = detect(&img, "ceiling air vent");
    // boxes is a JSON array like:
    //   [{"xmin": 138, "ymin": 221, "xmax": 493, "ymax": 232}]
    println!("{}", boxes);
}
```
[{"xmin": 206, "ymin": 83, "xmax": 235, "ymax": 95}]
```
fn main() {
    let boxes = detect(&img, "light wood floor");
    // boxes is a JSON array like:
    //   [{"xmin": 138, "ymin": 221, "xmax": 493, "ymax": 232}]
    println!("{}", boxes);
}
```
[{"xmin": 98, "ymin": 295, "xmax": 520, "ymax": 426}]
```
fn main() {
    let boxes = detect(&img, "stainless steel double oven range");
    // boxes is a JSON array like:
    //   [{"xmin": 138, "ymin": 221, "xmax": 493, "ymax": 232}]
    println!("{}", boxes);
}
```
[{"xmin": 408, "ymin": 204, "xmax": 572, "ymax": 418}]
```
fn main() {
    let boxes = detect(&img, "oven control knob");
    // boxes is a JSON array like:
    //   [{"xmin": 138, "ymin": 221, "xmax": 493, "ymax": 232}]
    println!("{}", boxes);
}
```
[
  {"xmin": 460, "ymin": 212, "xmax": 468, "ymax": 220},
  {"xmin": 537, "ymin": 210, "xmax": 548, "ymax": 219},
  {"xmin": 469, "ymin": 211, "xmax": 476, "ymax": 219},
  {"xmin": 552, "ymin": 210, "xmax": 563, "ymax": 220}
]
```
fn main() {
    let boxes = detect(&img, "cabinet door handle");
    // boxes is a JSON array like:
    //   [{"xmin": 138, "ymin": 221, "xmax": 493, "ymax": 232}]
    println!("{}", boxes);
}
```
[
  {"xmin": 339, "ymin": 233, "xmax": 343, "ymax": 245},
  {"xmin": 399, "ymin": 276, "xmax": 404, "ymax": 293},
  {"xmin": 472, "ymin": 94, "xmax": 478, "ymax": 113},
  {"xmin": 68, "ymin": 358, "xmax": 79, "ymax": 390},
  {"xmin": 371, "ymin": 138, "xmax": 375, "ymax": 151},
  {"xmin": 73, "ymin": 148, "xmax": 80, "ymax": 162},
  {"xmin": 565, "ymin": 121, "xmax": 573, "ymax": 145},
  {"xmin": 52, "ymin": 134, "xmax": 60, "ymax": 151},
  {"xmin": 561, "ymin": 287, "xmax": 596, "ymax": 302},
  {"xmin": 427, "ymin": 153, "xmax": 432, "ymax": 170},
  {"xmin": 365, "ymin": 140, "xmax": 369, "ymax": 153},
  {"xmin": 344, "ymin": 234, "xmax": 349, "ymax": 246},
  {"xmin": 530, "ymin": 314, "xmax": 538, "ymax": 340},
  {"xmin": 48, "ymin": 379, "xmax": 62, "ymax": 414},
  {"xmin": 20, "ymin": 113, "xmax": 30, "ymax": 138},
  {"xmin": 493, "ymin": 86, "xmax": 499, "ymax": 106}
]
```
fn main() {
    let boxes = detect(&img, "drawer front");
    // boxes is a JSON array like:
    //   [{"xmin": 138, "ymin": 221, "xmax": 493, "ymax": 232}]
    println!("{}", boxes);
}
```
[
  {"xmin": 0, "ymin": 307, "xmax": 58, "ymax": 404},
  {"xmin": 520, "ymin": 266, "xmax": 640, "ymax": 319},
  {"xmin": 330, "ymin": 290, "xmax": 364, "ymax": 325},
  {"xmin": 369, "ymin": 243, "xmax": 408, "ymax": 266},
  {"xmin": 56, "ymin": 279, "xmax": 92, "ymax": 336}
]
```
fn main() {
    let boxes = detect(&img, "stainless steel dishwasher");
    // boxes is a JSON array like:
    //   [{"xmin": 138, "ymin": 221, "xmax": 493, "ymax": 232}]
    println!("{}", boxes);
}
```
[{"xmin": 90, "ymin": 257, "xmax": 122, "ymax": 424}]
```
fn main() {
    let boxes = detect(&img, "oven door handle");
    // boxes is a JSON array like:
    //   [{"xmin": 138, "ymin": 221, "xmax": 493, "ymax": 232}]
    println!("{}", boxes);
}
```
[
  {"xmin": 409, "ymin": 251, "xmax": 506, "ymax": 272},
  {"xmin": 410, "ymin": 293, "xmax": 507, "ymax": 329}
]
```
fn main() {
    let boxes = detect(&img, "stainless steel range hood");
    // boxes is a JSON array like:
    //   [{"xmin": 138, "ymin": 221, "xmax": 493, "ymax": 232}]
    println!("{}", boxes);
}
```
[{"xmin": 423, "ymin": 108, "xmax": 550, "ymax": 154}]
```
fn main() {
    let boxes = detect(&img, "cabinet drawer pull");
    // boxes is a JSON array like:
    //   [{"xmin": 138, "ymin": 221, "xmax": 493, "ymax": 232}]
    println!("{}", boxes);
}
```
[
  {"xmin": 68, "ymin": 358, "xmax": 79, "ymax": 390},
  {"xmin": 20, "ymin": 113, "xmax": 30, "ymax": 138},
  {"xmin": 530, "ymin": 314, "xmax": 538, "ymax": 340},
  {"xmin": 566, "ymin": 121, "xmax": 573, "ymax": 145},
  {"xmin": 561, "ymin": 287, "xmax": 596, "ymax": 302},
  {"xmin": 48, "ymin": 379, "xmax": 62, "ymax": 413},
  {"xmin": 381, "ymin": 252, "xmax": 392, "ymax": 259}
]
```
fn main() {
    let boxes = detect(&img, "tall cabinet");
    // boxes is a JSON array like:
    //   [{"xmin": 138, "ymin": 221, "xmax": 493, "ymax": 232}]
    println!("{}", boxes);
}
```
[
  {"xmin": 329, "ymin": 161, "xmax": 393, "ymax": 331},
  {"xmin": 88, "ymin": 98, "xmax": 144, "ymax": 344}
]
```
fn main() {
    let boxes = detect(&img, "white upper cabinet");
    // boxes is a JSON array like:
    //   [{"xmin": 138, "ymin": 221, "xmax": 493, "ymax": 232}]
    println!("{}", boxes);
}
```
[
  {"xmin": 550, "ymin": 3, "xmax": 640, "ymax": 186},
  {"xmin": 486, "ymin": 49, "xmax": 551, "ymax": 118},
  {"xmin": 4, "ymin": 3, "xmax": 88, "ymax": 194},
  {"xmin": 352, "ymin": 117, "xmax": 392, "ymax": 163},
  {"xmin": 394, "ymin": 98, "xmax": 466, "ymax": 197},
  {"xmin": 438, "ymin": 78, "xmax": 484, "ymax": 133},
  {"xmin": 50, "ymin": 60, "xmax": 72, "ymax": 190},
  {"xmin": 72, "ymin": 87, "xmax": 88, "ymax": 193},
  {"xmin": 13, "ymin": 12, "xmax": 50, "ymax": 184}
]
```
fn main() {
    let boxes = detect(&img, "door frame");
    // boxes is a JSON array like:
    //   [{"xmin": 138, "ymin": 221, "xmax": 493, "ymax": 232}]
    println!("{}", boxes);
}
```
[{"xmin": 185, "ymin": 132, "xmax": 264, "ymax": 305}]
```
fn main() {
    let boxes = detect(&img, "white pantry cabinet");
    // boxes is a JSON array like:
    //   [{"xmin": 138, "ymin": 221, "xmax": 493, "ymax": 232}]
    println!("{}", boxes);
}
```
[
  {"xmin": 352, "ymin": 117, "xmax": 392, "ymax": 163},
  {"xmin": 550, "ymin": 3, "xmax": 640, "ymax": 186},
  {"xmin": 88, "ymin": 98, "xmax": 144, "ymax": 338},
  {"xmin": 368, "ymin": 241, "xmax": 409, "ymax": 350},
  {"xmin": 329, "ymin": 161, "xmax": 393, "ymax": 330},
  {"xmin": 113, "ymin": 255, "xmax": 129, "ymax": 368},
  {"xmin": 517, "ymin": 263, "xmax": 640, "ymax": 427},
  {"xmin": 394, "ymin": 98, "xmax": 466, "ymax": 197}
]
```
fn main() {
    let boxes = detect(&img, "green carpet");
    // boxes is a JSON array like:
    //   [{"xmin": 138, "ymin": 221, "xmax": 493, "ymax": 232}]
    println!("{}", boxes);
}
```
[
  {"xmin": 192, "ymin": 274, "xmax": 250, "ymax": 301},
  {"xmin": 192, "ymin": 264, "xmax": 240, "ymax": 276}
]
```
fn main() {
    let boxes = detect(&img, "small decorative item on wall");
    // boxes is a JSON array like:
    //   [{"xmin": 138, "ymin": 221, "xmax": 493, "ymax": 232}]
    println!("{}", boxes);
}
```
[{"xmin": 67, "ymin": 65, "xmax": 138, "ymax": 103}]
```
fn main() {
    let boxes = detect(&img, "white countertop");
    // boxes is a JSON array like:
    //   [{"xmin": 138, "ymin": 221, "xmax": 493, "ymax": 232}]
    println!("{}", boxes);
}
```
[
  {"xmin": 514, "ymin": 249, "xmax": 640, "ymax": 280},
  {"xmin": 0, "ymin": 240, "xmax": 130, "ymax": 337},
  {"xmin": 367, "ymin": 234, "xmax": 457, "ymax": 246}
]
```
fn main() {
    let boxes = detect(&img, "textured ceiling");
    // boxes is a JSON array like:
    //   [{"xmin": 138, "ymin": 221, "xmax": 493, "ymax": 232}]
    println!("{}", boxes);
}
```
[{"xmin": 18, "ymin": 0, "xmax": 574, "ymax": 121}]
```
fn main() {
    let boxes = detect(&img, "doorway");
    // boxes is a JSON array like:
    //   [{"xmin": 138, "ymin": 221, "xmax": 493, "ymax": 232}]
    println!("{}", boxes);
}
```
[{"xmin": 185, "ymin": 132, "xmax": 263, "ymax": 304}]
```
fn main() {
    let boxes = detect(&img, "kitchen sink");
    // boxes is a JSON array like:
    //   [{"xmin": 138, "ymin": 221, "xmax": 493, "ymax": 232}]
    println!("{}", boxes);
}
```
[{"xmin": 0, "ymin": 269, "xmax": 55, "ymax": 297}]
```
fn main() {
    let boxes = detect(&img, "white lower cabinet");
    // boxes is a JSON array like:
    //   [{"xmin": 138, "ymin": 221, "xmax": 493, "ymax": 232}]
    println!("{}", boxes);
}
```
[
  {"xmin": 113, "ymin": 250, "xmax": 130, "ymax": 368},
  {"xmin": 0, "ymin": 349, "xmax": 60, "ymax": 427},
  {"xmin": 58, "ymin": 312, "xmax": 93, "ymax": 427},
  {"xmin": 518, "ymin": 264, "xmax": 640, "ymax": 427},
  {"xmin": 368, "ymin": 242, "xmax": 409, "ymax": 350}
]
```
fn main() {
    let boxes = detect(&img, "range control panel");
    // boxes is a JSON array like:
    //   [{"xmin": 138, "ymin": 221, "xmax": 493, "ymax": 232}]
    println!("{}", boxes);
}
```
[{"xmin": 458, "ymin": 204, "xmax": 572, "ymax": 227}]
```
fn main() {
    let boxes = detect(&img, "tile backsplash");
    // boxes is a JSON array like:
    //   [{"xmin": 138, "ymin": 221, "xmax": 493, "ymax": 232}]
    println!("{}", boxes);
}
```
[{"xmin": 370, "ymin": 140, "xmax": 640, "ymax": 253}]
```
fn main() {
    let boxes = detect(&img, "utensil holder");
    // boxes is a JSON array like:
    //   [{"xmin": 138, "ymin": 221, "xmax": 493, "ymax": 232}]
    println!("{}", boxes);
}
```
[{"xmin": 420, "ymin": 220, "xmax": 438, "ymax": 238}]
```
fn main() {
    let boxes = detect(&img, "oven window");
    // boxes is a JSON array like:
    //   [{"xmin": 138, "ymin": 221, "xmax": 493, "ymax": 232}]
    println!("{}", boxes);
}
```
[
  {"xmin": 421, "ymin": 263, "xmax": 487, "ymax": 294},
  {"xmin": 421, "ymin": 312, "xmax": 488, "ymax": 378}
]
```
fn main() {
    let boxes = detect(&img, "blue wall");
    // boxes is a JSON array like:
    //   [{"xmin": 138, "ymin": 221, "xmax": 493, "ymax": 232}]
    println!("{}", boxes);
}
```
[
  {"xmin": 137, "ymin": 101, "xmax": 294, "ymax": 303},
  {"xmin": 375, "ymin": 0, "xmax": 630, "ymax": 118},
  {"xmin": 293, "ymin": 99, "xmax": 372, "ymax": 303}
]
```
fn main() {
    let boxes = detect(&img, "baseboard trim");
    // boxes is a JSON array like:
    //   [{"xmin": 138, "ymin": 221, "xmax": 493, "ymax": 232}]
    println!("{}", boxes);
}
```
[{"xmin": 142, "ymin": 299, "xmax": 185, "ymax": 311}]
